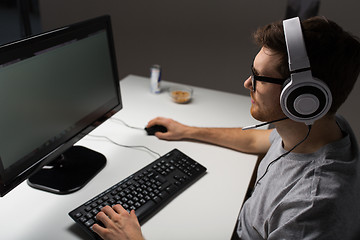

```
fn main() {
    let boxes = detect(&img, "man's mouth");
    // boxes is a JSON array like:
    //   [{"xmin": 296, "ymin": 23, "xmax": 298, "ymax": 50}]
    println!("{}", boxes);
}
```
[{"xmin": 250, "ymin": 93, "xmax": 255, "ymax": 104}]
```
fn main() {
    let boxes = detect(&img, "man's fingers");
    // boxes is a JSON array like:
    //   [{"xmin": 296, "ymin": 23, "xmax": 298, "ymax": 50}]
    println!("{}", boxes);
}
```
[
  {"xmin": 112, "ymin": 204, "xmax": 130, "ymax": 215},
  {"xmin": 100, "ymin": 205, "xmax": 119, "ymax": 220}
]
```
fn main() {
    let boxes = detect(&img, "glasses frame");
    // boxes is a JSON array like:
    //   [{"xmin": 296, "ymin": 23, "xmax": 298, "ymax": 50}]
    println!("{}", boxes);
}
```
[{"xmin": 251, "ymin": 64, "xmax": 287, "ymax": 92}]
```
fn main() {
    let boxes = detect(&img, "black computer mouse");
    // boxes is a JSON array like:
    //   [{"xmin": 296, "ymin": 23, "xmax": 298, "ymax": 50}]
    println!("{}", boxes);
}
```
[{"xmin": 145, "ymin": 125, "xmax": 168, "ymax": 135}]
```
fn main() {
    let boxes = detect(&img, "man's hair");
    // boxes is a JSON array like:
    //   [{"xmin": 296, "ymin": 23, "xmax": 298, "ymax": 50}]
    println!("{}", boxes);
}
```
[{"xmin": 253, "ymin": 16, "xmax": 360, "ymax": 114}]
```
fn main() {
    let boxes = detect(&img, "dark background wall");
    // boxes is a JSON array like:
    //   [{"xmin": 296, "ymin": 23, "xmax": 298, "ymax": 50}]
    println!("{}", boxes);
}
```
[{"xmin": 38, "ymin": 0, "xmax": 288, "ymax": 97}]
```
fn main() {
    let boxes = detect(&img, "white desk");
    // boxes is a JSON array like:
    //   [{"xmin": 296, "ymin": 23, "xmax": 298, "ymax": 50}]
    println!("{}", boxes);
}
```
[{"xmin": 0, "ymin": 75, "xmax": 259, "ymax": 240}]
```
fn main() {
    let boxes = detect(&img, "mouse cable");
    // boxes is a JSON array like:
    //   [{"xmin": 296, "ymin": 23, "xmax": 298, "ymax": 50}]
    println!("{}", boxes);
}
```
[
  {"xmin": 87, "ymin": 134, "xmax": 161, "ymax": 158},
  {"xmin": 254, "ymin": 125, "xmax": 312, "ymax": 187},
  {"xmin": 110, "ymin": 117, "xmax": 144, "ymax": 131}
]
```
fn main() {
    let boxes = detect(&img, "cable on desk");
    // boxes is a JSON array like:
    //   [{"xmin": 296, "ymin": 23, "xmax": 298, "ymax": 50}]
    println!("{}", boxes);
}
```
[
  {"xmin": 88, "ymin": 134, "xmax": 161, "ymax": 158},
  {"xmin": 101, "ymin": 117, "xmax": 161, "ymax": 157},
  {"xmin": 111, "ymin": 117, "xmax": 144, "ymax": 131}
]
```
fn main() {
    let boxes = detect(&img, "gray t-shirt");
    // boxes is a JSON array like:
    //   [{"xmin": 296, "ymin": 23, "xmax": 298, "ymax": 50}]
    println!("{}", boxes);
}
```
[{"xmin": 237, "ymin": 115, "xmax": 360, "ymax": 239}]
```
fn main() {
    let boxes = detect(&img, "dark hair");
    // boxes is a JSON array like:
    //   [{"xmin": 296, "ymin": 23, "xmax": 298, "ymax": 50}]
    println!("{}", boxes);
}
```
[{"xmin": 253, "ymin": 16, "xmax": 360, "ymax": 114}]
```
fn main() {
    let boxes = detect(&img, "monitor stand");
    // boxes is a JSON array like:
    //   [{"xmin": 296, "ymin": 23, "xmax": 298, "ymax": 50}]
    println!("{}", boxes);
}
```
[{"xmin": 27, "ymin": 146, "xmax": 106, "ymax": 194}]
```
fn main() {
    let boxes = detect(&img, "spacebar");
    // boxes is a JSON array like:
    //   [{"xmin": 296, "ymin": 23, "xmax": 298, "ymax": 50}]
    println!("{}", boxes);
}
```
[{"xmin": 135, "ymin": 200, "xmax": 156, "ymax": 218}]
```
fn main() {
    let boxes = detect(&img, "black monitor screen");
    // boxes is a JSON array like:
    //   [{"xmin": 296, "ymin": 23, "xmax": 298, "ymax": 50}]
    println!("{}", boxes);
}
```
[{"xmin": 0, "ymin": 15, "xmax": 122, "ymax": 196}]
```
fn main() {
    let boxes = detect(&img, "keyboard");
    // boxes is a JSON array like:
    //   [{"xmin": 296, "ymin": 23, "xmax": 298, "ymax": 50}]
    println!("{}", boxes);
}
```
[{"xmin": 69, "ymin": 148, "xmax": 207, "ymax": 239}]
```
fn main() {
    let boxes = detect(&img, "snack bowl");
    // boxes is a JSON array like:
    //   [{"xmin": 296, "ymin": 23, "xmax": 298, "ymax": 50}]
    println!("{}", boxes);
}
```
[{"xmin": 169, "ymin": 86, "xmax": 193, "ymax": 104}]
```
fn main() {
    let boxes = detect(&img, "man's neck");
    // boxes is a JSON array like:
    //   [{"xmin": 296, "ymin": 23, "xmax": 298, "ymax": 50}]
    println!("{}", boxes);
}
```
[{"xmin": 274, "ymin": 115, "xmax": 344, "ymax": 153}]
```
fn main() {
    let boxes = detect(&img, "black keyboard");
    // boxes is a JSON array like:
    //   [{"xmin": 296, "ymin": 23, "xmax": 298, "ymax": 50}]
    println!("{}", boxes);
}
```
[{"xmin": 69, "ymin": 148, "xmax": 207, "ymax": 239}]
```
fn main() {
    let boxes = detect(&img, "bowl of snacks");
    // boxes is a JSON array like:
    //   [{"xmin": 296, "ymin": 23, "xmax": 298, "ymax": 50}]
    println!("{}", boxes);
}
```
[{"xmin": 169, "ymin": 86, "xmax": 193, "ymax": 104}]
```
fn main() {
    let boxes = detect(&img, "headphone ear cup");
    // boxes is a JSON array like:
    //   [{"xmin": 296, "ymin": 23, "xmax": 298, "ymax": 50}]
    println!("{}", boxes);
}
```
[{"xmin": 280, "ymin": 74, "xmax": 332, "ymax": 125}]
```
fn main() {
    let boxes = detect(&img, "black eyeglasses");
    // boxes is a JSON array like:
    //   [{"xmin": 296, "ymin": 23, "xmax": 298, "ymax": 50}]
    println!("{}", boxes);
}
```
[{"xmin": 251, "ymin": 64, "xmax": 287, "ymax": 92}]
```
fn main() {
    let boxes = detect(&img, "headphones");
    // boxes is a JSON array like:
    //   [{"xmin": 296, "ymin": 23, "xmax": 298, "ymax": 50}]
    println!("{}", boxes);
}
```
[{"xmin": 280, "ymin": 17, "xmax": 332, "ymax": 125}]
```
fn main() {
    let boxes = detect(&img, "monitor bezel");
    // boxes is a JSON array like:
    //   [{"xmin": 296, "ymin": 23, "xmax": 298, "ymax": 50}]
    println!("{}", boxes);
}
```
[{"xmin": 0, "ymin": 15, "xmax": 122, "ymax": 197}]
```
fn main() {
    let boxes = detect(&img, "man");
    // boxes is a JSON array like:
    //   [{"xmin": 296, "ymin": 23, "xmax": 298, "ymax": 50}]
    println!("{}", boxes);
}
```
[{"xmin": 92, "ymin": 16, "xmax": 360, "ymax": 240}]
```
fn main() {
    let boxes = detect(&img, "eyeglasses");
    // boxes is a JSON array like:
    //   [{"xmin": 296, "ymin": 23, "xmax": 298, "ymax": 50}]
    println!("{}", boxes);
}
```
[{"xmin": 251, "ymin": 64, "xmax": 287, "ymax": 92}]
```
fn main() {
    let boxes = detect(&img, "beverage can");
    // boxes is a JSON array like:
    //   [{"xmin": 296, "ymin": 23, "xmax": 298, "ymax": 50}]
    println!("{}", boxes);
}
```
[{"xmin": 150, "ymin": 64, "xmax": 161, "ymax": 94}]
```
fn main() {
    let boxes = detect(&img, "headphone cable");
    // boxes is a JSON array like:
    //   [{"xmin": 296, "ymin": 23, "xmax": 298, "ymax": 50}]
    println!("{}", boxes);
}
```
[{"xmin": 255, "ymin": 124, "xmax": 312, "ymax": 186}]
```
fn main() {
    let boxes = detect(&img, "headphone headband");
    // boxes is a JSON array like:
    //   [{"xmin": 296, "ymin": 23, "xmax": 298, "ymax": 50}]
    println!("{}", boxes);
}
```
[{"xmin": 283, "ymin": 17, "xmax": 310, "ymax": 72}]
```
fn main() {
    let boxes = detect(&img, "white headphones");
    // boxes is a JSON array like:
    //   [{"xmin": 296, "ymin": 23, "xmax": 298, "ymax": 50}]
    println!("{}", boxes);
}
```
[{"xmin": 280, "ymin": 17, "xmax": 332, "ymax": 125}]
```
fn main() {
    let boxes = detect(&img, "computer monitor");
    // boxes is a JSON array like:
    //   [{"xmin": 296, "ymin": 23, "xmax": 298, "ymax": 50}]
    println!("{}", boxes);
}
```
[{"xmin": 0, "ymin": 15, "xmax": 122, "ymax": 197}]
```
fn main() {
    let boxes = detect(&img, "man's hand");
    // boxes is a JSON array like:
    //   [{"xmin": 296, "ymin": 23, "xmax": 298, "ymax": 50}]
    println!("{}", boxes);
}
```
[
  {"xmin": 146, "ymin": 117, "xmax": 191, "ymax": 140},
  {"xmin": 92, "ymin": 205, "xmax": 144, "ymax": 240}
]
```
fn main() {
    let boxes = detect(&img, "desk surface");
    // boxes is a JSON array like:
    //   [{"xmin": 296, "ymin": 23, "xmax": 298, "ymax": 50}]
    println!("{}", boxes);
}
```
[{"xmin": 0, "ymin": 75, "xmax": 258, "ymax": 240}]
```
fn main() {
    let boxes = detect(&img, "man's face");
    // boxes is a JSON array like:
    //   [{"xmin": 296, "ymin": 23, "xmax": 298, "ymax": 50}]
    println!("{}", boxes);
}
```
[{"xmin": 244, "ymin": 47, "xmax": 287, "ymax": 122}]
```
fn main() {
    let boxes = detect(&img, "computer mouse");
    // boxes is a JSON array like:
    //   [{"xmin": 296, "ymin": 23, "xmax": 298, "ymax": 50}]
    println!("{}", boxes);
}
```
[{"xmin": 145, "ymin": 125, "xmax": 168, "ymax": 135}]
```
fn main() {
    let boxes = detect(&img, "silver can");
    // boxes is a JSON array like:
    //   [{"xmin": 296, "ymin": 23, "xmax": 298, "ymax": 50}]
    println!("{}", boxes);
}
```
[{"xmin": 150, "ymin": 64, "xmax": 161, "ymax": 94}]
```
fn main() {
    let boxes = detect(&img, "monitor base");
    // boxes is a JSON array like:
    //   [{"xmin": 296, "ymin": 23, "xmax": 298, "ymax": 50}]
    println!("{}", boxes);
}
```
[{"xmin": 27, "ymin": 146, "xmax": 106, "ymax": 194}]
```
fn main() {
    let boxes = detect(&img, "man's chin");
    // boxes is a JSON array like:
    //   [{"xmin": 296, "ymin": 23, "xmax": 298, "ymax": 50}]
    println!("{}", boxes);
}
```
[
  {"xmin": 250, "ymin": 110, "xmax": 266, "ymax": 122},
  {"xmin": 250, "ymin": 109, "xmax": 285, "ymax": 123}
]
